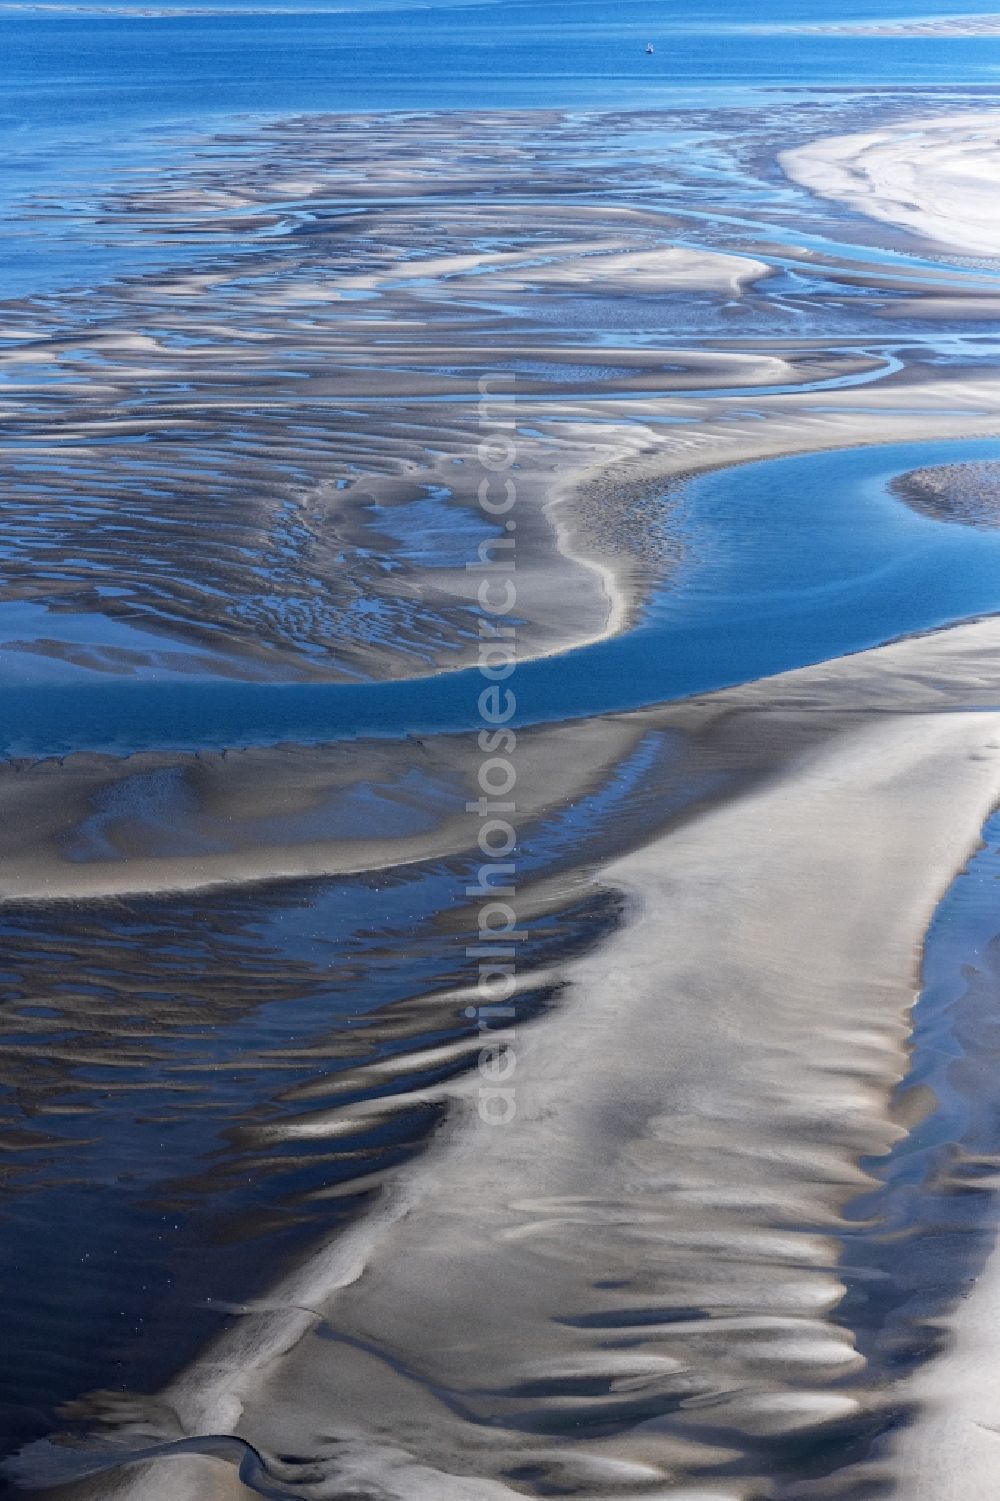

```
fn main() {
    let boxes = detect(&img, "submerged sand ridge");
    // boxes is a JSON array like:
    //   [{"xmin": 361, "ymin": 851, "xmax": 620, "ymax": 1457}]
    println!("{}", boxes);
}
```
[{"xmin": 786, "ymin": 14, "xmax": 1000, "ymax": 37}]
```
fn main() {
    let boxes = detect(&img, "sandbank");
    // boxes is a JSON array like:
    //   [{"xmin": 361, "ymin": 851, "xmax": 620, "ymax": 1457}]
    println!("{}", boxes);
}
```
[
  {"xmin": 31, "ymin": 614, "xmax": 1000, "ymax": 1500},
  {"xmin": 782, "ymin": 112, "xmax": 1000, "ymax": 258}
]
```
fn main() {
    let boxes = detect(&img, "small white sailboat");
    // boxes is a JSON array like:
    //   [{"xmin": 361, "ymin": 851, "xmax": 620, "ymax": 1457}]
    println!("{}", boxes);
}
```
[{"xmin": 646, "ymin": 41, "xmax": 655, "ymax": 54}]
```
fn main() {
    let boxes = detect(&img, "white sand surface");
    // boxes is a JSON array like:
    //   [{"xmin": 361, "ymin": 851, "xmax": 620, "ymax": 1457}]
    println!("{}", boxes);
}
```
[
  {"xmin": 327, "ymin": 241, "xmax": 770, "ymax": 297},
  {"xmin": 51, "ymin": 615, "xmax": 1000, "ymax": 1500},
  {"xmin": 781, "ymin": 113, "xmax": 1000, "ymax": 257}
]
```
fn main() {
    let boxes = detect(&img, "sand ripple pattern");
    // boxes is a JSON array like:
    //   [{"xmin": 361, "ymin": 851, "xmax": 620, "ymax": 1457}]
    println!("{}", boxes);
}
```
[
  {"xmin": 0, "ymin": 113, "xmax": 774, "ymax": 684},
  {"xmin": 1, "ymin": 105, "xmax": 919, "ymax": 688}
]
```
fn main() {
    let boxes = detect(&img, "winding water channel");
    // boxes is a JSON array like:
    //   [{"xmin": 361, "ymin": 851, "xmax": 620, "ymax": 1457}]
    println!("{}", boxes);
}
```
[{"xmin": 5, "ymin": 436, "xmax": 1000, "ymax": 759}]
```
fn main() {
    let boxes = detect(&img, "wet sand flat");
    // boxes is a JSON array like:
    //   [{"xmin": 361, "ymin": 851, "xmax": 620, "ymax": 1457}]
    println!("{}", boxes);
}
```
[
  {"xmin": 1, "ymin": 102, "xmax": 992, "ymax": 692},
  {"xmin": 36, "ymin": 613, "xmax": 1000, "ymax": 1501},
  {"xmin": 9, "ymin": 94, "xmax": 1000, "ymax": 1501}
]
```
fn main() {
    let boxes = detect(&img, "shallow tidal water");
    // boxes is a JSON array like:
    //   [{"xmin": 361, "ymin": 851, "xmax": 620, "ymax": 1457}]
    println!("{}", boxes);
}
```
[{"xmin": 8, "ymin": 435, "xmax": 1000, "ymax": 758}]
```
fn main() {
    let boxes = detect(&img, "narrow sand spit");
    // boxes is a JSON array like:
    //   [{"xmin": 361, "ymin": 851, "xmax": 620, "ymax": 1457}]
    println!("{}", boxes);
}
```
[
  {"xmin": 781, "ymin": 112, "xmax": 1000, "ymax": 258},
  {"xmin": 0, "ymin": 716, "xmax": 646, "ymax": 902},
  {"xmin": 36, "ymin": 615, "xmax": 1000, "ymax": 1501}
]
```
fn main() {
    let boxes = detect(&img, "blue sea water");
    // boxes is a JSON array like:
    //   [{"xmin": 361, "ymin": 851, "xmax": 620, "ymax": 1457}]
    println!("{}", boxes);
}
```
[{"xmin": 2, "ymin": 0, "xmax": 1000, "ymax": 297}]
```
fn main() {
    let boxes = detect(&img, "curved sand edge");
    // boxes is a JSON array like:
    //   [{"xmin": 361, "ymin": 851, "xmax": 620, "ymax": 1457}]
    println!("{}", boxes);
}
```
[
  {"xmin": 781, "ymin": 112, "xmax": 1000, "ymax": 258},
  {"xmin": 35, "ymin": 614, "xmax": 1000, "ymax": 1500},
  {"xmin": 10, "ymin": 358, "xmax": 1000, "ymax": 904}
]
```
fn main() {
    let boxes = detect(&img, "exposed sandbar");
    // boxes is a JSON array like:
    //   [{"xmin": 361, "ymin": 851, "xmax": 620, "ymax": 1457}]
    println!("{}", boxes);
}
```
[
  {"xmin": 0, "ymin": 715, "xmax": 645, "ymax": 902},
  {"xmin": 782, "ymin": 112, "xmax": 1000, "ymax": 257},
  {"xmin": 34, "ymin": 615, "xmax": 1000, "ymax": 1500},
  {"xmin": 0, "ymin": 120, "xmax": 788, "ymax": 688},
  {"xmin": 5, "ymin": 104, "xmax": 969, "ymax": 693},
  {"xmin": 890, "ymin": 458, "xmax": 1000, "ymax": 529}
]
